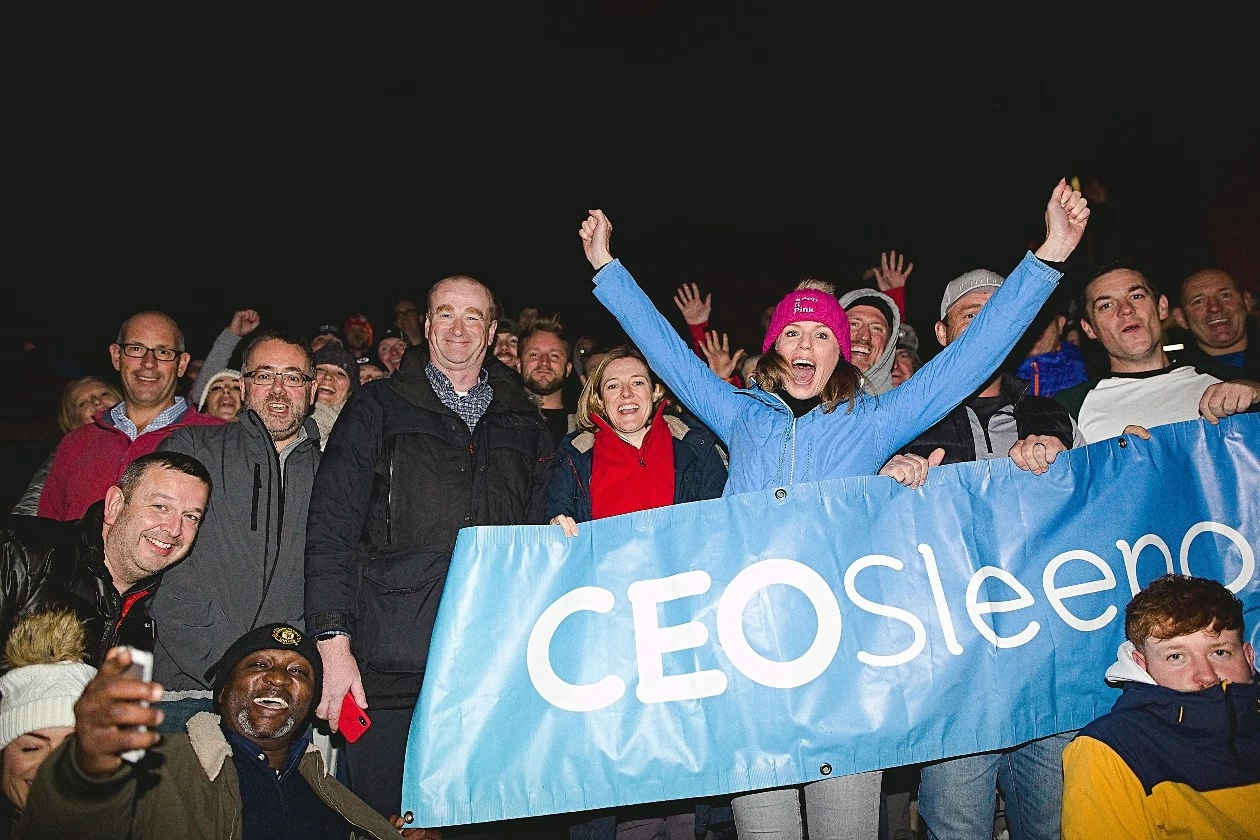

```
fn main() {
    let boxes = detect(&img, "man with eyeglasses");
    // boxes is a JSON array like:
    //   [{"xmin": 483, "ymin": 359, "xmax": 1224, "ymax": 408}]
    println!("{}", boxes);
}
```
[
  {"xmin": 150, "ymin": 329, "xmax": 323, "ymax": 733},
  {"xmin": 393, "ymin": 297, "xmax": 424, "ymax": 346},
  {"xmin": 39, "ymin": 311, "xmax": 225, "ymax": 521}
]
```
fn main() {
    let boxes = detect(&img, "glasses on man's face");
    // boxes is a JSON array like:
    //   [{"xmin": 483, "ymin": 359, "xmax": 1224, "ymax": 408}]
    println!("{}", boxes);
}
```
[
  {"xmin": 118, "ymin": 343, "xmax": 180, "ymax": 362},
  {"xmin": 243, "ymin": 369, "xmax": 315, "ymax": 387}
]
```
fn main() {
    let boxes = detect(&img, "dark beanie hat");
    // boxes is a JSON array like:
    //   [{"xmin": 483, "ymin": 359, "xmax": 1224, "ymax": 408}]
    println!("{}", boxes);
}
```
[
  {"xmin": 313, "ymin": 344, "xmax": 360, "ymax": 395},
  {"xmin": 844, "ymin": 293, "xmax": 896, "ymax": 331},
  {"xmin": 210, "ymin": 623, "xmax": 323, "ymax": 707}
]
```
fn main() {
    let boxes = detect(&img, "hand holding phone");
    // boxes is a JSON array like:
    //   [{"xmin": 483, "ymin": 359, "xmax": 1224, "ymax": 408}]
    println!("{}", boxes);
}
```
[
  {"xmin": 118, "ymin": 647, "xmax": 154, "ymax": 763},
  {"xmin": 337, "ymin": 691, "xmax": 372, "ymax": 743}
]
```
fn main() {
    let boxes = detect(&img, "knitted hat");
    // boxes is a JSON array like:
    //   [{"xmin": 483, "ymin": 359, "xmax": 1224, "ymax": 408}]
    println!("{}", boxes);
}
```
[
  {"xmin": 343, "ymin": 313, "xmax": 374, "ymax": 350},
  {"xmin": 209, "ymin": 623, "xmax": 322, "ymax": 707},
  {"xmin": 0, "ymin": 662, "xmax": 97, "ymax": 749},
  {"xmin": 196, "ymin": 368, "xmax": 242, "ymax": 412},
  {"xmin": 313, "ymin": 344, "xmax": 360, "ymax": 395},
  {"xmin": 940, "ymin": 269, "xmax": 1005, "ymax": 320},
  {"xmin": 762, "ymin": 289, "xmax": 852, "ymax": 361}
]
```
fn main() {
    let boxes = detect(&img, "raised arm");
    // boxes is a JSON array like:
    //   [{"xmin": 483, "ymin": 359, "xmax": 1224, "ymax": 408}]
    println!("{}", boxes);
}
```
[
  {"xmin": 581, "ymin": 209, "xmax": 742, "ymax": 443},
  {"xmin": 877, "ymin": 181, "xmax": 1089, "ymax": 452}
]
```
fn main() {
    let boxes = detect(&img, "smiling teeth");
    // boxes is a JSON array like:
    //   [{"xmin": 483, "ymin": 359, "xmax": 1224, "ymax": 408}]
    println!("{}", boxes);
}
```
[
  {"xmin": 792, "ymin": 360, "xmax": 815, "ymax": 368},
  {"xmin": 254, "ymin": 697, "xmax": 288, "ymax": 709},
  {"xmin": 148, "ymin": 537, "xmax": 173, "ymax": 550}
]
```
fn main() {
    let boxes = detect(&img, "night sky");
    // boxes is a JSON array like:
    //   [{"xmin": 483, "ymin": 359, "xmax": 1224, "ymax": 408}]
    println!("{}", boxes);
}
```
[{"xmin": 12, "ymin": 14, "xmax": 1257, "ymax": 376}]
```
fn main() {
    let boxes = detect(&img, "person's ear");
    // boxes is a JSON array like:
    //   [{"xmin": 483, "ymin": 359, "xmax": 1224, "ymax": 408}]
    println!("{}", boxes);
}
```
[
  {"xmin": 487, "ymin": 320, "xmax": 498, "ymax": 346},
  {"xmin": 1080, "ymin": 319, "xmax": 1098, "ymax": 341},
  {"xmin": 103, "ymin": 485, "xmax": 126, "ymax": 525},
  {"xmin": 109, "ymin": 344, "xmax": 123, "ymax": 372},
  {"xmin": 1245, "ymin": 642, "xmax": 1255, "ymax": 674},
  {"xmin": 934, "ymin": 321, "xmax": 948, "ymax": 348},
  {"xmin": 176, "ymin": 352, "xmax": 191, "ymax": 378},
  {"xmin": 564, "ymin": 361, "xmax": 572, "ymax": 378},
  {"xmin": 1130, "ymin": 644, "xmax": 1149, "ymax": 672},
  {"xmin": 1172, "ymin": 307, "xmax": 1188, "ymax": 330},
  {"xmin": 1157, "ymin": 295, "xmax": 1170, "ymax": 321}
]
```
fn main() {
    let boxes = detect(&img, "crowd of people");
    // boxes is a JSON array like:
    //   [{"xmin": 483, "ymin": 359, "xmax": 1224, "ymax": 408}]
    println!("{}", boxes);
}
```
[{"xmin": 0, "ymin": 178, "xmax": 1257, "ymax": 840}]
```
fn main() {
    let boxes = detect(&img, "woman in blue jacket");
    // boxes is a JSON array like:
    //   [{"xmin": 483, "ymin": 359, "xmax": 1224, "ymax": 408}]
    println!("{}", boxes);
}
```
[{"xmin": 575, "ymin": 181, "xmax": 1090, "ymax": 840}]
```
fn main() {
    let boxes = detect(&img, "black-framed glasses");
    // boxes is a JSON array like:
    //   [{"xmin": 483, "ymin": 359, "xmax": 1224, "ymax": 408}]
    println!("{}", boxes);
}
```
[
  {"xmin": 118, "ymin": 343, "xmax": 180, "ymax": 362},
  {"xmin": 243, "ymin": 369, "xmax": 315, "ymax": 387}
]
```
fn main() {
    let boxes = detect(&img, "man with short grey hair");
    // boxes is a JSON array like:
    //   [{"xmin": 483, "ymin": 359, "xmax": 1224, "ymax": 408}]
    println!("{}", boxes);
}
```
[{"xmin": 306, "ymin": 274, "xmax": 555, "ymax": 823}]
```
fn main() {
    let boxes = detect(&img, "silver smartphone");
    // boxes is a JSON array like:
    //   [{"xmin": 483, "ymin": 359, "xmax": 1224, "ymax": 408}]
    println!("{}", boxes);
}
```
[{"xmin": 118, "ymin": 647, "xmax": 154, "ymax": 764}]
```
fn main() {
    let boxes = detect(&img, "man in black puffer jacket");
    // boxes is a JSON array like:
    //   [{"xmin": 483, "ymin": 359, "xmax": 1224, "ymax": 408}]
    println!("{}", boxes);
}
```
[
  {"xmin": 305, "ymin": 274, "xmax": 554, "ymax": 823},
  {"xmin": 0, "ymin": 451, "xmax": 211, "ymax": 671}
]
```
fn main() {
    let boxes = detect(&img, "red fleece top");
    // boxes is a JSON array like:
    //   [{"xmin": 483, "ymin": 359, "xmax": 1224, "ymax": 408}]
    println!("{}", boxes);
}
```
[{"xmin": 589, "ymin": 401, "xmax": 676, "ymax": 520}]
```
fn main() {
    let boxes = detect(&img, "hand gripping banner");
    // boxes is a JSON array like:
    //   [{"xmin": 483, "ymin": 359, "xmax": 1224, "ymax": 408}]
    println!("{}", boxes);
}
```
[{"xmin": 402, "ymin": 414, "xmax": 1260, "ymax": 826}]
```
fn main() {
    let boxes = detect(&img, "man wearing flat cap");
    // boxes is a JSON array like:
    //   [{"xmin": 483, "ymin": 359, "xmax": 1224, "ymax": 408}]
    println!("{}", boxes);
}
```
[{"xmin": 15, "ymin": 623, "xmax": 439, "ymax": 839}]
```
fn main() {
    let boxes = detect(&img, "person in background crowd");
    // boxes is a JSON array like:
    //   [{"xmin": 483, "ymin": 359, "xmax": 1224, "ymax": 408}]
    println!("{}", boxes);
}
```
[
  {"xmin": 360, "ymin": 361, "xmax": 389, "ymax": 383},
  {"xmin": 311, "ymin": 322, "xmax": 347, "ymax": 353},
  {"xmin": 344, "ymin": 313, "xmax": 375, "ymax": 365},
  {"xmin": 309, "ymin": 343, "xmax": 359, "ymax": 449},
  {"xmin": 38, "ymin": 311, "xmax": 223, "ymax": 521},
  {"xmin": 305, "ymin": 273, "xmax": 554, "ymax": 825},
  {"xmin": 579, "ymin": 177, "xmax": 1090, "ymax": 840},
  {"xmin": 195, "ymin": 368, "xmax": 244, "ymax": 422},
  {"xmin": 838, "ymin": 285, "xmax": 902, "ymax": 395},
  {"xmin": 519, "ymin": 316, "xmax": 577, "ymax": 447},
  {"xmin": 889, "ymin": 324, "xmax": 922, "ymax": 388},
  {"xmin": 1, "ymin": 451, "xmax": 211, "ymax": 667},
  {"xmin": 0, "ymin": 610, "xmax": 97, "ymax": 836},
  {"xmin": 493, "ymin": 317, "xmax": 522, "ymax": 372},
  {"xmin": 15, "ymin": 625, "xmax": 439, "ymax": 839},
  {"xmin": 11, "ymin": 376, "xmax": 122, "ymax": 515},
  {"xmin": 188, "ymin": 309, "xmax": 260, "ymax": 408},
  {"xmin": 1013, "ymin": 289, "xmax": 1089, "ymax": 398},
  {"xmin": 1061, "ymin": 574, "xmax": 1257, "ymax": 839},
  {"xmin": 374, "ymin": 328, "xmax": 408, "ymax": 375},
  {"xmin": 1054, "ymin": 258, "xmax": 1260, "ymax": 444},
  {"xmin": 393, "ymin": 298, "xmax": 424, "ymax": 346},
  {"xmin": 1171, "ymin": 267, "xmax": 1259, "ymax": 380},
  {"xmin": 152, "ymin": 330, "xmax": 320, "ymax": 734}
]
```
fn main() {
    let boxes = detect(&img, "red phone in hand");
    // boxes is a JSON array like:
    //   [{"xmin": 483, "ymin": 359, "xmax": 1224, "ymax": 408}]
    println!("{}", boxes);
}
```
[{"xmin": 337, "ymin": 691, "xmax": 372, "ymax": 743}]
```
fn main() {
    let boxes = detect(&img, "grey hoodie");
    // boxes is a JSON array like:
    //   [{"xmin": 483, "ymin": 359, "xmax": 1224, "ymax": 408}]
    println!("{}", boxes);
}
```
[{"xmin": 838, "ymin": 287, "xmax": 902, "ymax": 395}]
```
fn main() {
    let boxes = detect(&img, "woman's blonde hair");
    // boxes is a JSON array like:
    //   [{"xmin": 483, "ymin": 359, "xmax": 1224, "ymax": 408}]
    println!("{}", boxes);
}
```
[
  {"xmin": 575, "ymin": 345, "xmax": 666, "ymax": 432},
  {"xmin": 57, "ymin": 376, "xmax": 122, "ymax": 436}
]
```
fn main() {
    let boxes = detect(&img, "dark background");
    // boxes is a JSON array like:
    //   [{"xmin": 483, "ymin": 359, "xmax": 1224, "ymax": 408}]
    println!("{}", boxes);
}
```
[{"xmin": 6, "ymin": 11, "xmax": 1258, "ymax": 508}]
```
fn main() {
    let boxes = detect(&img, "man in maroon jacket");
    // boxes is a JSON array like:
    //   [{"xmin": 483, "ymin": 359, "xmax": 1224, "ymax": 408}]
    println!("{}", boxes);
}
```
[{"xmin": 39, "ymin": 310, "xmax": 223, "ymax": 521}]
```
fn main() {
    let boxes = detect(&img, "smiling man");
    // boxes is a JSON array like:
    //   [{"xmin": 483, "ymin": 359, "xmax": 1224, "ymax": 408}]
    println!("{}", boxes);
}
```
[
  {"xmin": 152, "ymin": 330, "xmax": 322, "ymax": 732},
  {"xmin": 305, "ymin": 273, "xmax": 554, "ymax": 823},
  {"xmin": 1172, "ymin": 267, "xmax": 1259, "ymax": 380},
  {"xmin": 1, "ymin": 451, "xmax": 211, "ymax": 669},
  {"xmin": 1054, "ymin": 259, "xmax": 1260, "ymax": 443},
  {"xmin": 15, "ymin": 624, "xmax": 439, "ymax": 839},
  {"xmin": 1061, "ymin": 575, "xmax": 1258, "ymax": 839},
  {"xmin": 39, "ymin": 310, "xmax": 224, "ymax": 521},
  {"xmin": 838, "ymin": 287, "xmax": 901, "ymax": 394}
]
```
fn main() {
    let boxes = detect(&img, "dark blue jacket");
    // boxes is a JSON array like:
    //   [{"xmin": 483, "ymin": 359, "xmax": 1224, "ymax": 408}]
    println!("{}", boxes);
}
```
[{"xmin": 546, "ymin": 411, "xmax": 728, "ymax": 523}]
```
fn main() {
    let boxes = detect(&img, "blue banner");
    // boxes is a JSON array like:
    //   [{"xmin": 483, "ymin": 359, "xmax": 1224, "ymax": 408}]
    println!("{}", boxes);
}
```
[{"xmin": 402, "ymin": 414, "xmax": 1260, "ymax": 826}]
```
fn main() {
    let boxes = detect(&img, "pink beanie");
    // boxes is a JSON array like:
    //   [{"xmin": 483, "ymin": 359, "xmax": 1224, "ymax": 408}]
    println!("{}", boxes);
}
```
[{"xmin": 762, "ymin": 289, "xmax": 852, "ymax": 360}]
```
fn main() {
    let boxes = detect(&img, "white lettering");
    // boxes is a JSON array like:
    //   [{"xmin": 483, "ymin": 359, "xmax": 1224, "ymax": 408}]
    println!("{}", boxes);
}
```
[
  {"xmin": 527, "ymin": 587, "xmax": 624, "ymax": 712},
  {"xmin": 628, "ymin": 571, "xmax": 727, "ymax": 703},
  {"xmin": 1042, "ymin": 550, "xmax": 1117, "ymax": 632},
  {"xmin": 844, "ymin": 555, "xmax": 926, "ymax": 667},
  {"xmin": 716, "ymin": 559, "xmax": 841, "ymax": 689},
  {"xmin": 1117, "ymin": 535, "xmax": 1174, "ymax": 597},
  {"xmin": 918, "ymin": 544, "xmax": 963, "ymax": 655},
  {"xmin": 1180, "ymin": 522, "xmax": 1255, "ymax": 593},
  {"xmin": 965, "ymin": 568, "xmax": 1040, "ymax": 649}
]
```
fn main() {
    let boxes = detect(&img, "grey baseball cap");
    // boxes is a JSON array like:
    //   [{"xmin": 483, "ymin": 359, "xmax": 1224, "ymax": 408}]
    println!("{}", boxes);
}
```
[{"xmin": 940, "ymin": 269, "xmax": 1005, "ymax": 320}]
